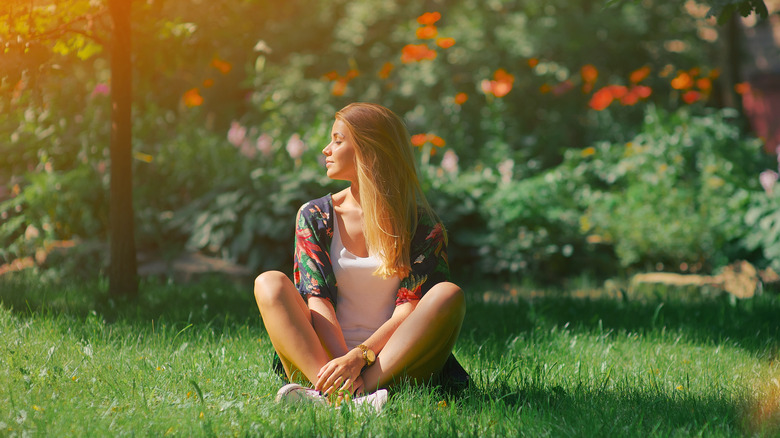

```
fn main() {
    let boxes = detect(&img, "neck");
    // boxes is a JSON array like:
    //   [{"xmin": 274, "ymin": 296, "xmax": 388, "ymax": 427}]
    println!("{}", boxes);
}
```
[{"xmin": 347, "ymin": 182, "xmax": 361, "ymax": 206}]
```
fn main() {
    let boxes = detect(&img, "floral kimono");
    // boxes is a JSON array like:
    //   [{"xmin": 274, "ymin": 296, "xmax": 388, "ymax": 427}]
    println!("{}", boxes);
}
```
[{"xmin": 286, "ymin": 193, "xmax": 468, "ymax": 391}]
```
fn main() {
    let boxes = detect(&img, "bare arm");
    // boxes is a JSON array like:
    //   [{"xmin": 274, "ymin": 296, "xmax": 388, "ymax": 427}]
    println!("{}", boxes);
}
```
[
  {"xmin": 307, "ymin": 296, "xmax": 349, "ymax": 359},
  {"xmin": 314, "ymin": 300, "xmax": 418, "ymax": 395}
]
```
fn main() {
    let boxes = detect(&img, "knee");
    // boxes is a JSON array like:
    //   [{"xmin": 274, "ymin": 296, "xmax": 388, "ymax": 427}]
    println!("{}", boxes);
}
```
[
  {"xmin": 425, "ymin": 282, "xmax": 466, "ymax": 319},
  {"xmin": 254, "ymin": 270, "xmax": 290, "ymax": 307}
]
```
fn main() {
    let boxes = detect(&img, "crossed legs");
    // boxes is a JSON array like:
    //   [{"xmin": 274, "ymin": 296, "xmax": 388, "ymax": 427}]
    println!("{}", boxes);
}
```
[{"xmin": 253, "ymin": 270, "xmax": 466, "ymax": 391}]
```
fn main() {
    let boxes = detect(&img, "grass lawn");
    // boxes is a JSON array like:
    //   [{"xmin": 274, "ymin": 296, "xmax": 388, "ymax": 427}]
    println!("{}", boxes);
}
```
[{"xmin": 1, "ymin": 271, "xmax": 779, "ymax": 437}]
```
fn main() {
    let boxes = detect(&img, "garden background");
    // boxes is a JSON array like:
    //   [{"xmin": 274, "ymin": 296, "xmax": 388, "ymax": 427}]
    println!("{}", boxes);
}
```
[{"xmin": 2, "ymin": 0, "xmax": 780, "ymax": 436}]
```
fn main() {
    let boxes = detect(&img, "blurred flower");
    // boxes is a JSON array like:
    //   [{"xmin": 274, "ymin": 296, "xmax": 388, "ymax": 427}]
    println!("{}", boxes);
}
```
[
  {"xmin": 240, "ymin": 140, "xmax": 257, "ymax": 159},
  {"xmin": 323, "ymin": 70, "xmax": 340, "ymax": 81},
  {"xmin": 430, "ymin": 135, "xmax": 445, "ymax": 147},
  {"xmin": 202, "ymin": 78, "xmax": 214, "ymax": 88},
  {"xmin": 286, "ymin": 133, "xmax": 305, "ymax": 160},
  {"xmin": 539, "ymin": 83, "xmax": 551, "ymax": 94},
  {"xmin": 620, "ymin": 91, "xmax": 639, "ymax": 106},
  {"xmin": 497, "ymin": 159, "xmax": 514, "ymax": 183},
  {"xmin": 527, "ymin": 58, "xmax": 539, "ymax": 68},
  {"xmin": 401, "ymin": 44, "xmax": 437, "ymax": 63},
  {"xmin": 25, "ymin": 225, "xmax": 40, "ymax": 240},
  {"xmin": 630, "ymin": 66, "xmax": 651, "ymax": 83},
  {"xmin": 633, "ymin": 85, "xmax": 652, "ymax": 98},
  {"xmin": 417, "ymin": 11, "xmax": 441, "ymax": 25},
  {"xmin": 436, "ymin": 37, "xmax": 455, "ymax": 49},
  {"xmin": 211, "ymin": 57, "xmax": 232, "ymax": 75},
  {"xmin": 708, "ymin": 68, "xmax": 721, "ymax": 79},
  {"xmin": 552, "ymin": 80, "xmax": 574, "ymax": 96},
  {"xmin": 589, "ymin": 87, "xmax": 613, "ymax": 111},
  {"xmin": 378, "ymin": 62, "xmax": 394, "ymax": 79},
  {"xmin": 606, "ymin": 84, "xmax": 628, "ymax": 99},
  {"xmin": 581, "ymin": 147, "xmax": 596, "ymax": 157},
  {"xmin": 416, "ymin": 25, "xmax": 438, "ymax": 39},
  {"xmin": 182, "ymin": 88, "xmax": 204, "ymax": 107},
  {"xmin": 332, "ymin": 79, "xmax": 348, "ymax": 96},
  {"xmin": 682, "ymin": 90, "xmax": 701, "ymax": 104},
  {"xmin": 441, "ymin": 149, "xmax": 458, "ymax": 174},
  {"xmin": 134, "ymin": 152, "xmax": 153, "ymax": 163},
  {"xmin": 735, "ymin": 82, "xmax": 751, "ymax": 95},
  {"xmin": 688, "ymin": 67, "xmax": 701, "ymax": 77},
  {"xmin": 671, "ymin": 71, "xmax": 693, "ymax": 90},
  {"xmin": 696, "ymin": 77, "xmax": 712, "ymax": 92},
  {"xmin": 91, "ymin": 83, "xmax": 110, "ymax": 98},
  {"xmin": 580, "ymin": 64, "xmax": 598, "ymax": 84},
  {"xmin": 227, "ymin": 121, "xmax": 247, "ymax": 147},
  {"xmin": 411, "ymin": 134, "xmax": 428, "ymax": 147},
  {"xmin": 482, "ymin": 68, "xmax": 514, "ymax": 98},
  {"xmin": 454, "ymin": 92, "xmax": 468, "ymax": 105},
  {"xmin": 256, "ymin": 133, "xmax": 273, "ymax": 156},
  {"xmin": 760, "ymin": 170, "xmax": 778, "ymax": 195},
  {"xmin": 345, "ymin": 69, "xmax": 360, "ymax": 80}
]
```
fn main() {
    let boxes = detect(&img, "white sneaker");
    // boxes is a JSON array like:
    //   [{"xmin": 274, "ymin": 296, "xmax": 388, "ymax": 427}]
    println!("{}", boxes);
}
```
[
  {"xmin": 275, "ymin": 383, "xmax": 326, "ymax": 405},
  {"xmin": 350, "ymin": 389, "xmax": 388, "ymax": 413}
]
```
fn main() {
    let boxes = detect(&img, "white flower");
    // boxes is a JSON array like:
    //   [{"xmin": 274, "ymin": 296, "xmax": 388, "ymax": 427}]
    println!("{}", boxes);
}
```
[
  {"xmin": 286, "ymin": 133, "xmax": 305, "ymax": 160},
  {"xmin": 227, "ymin": 121, "xmax": 247, "ymax": 147},
  {"xmin": 256, "ymin": 133, "xmax": 273, "ymax": 156},
  {"xmin": 760, "ymin": 170, "xmax": 778, "ymax": 195},
  {"xmin": 441, "ymin": 149, "xmax": 459, "ymax": 174}
]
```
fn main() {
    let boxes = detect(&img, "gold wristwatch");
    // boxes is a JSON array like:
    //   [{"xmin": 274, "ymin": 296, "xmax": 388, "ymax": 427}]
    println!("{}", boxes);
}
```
[{"xmin": 356, "ymin": 344, "xmax": 376, "ymax": 367}]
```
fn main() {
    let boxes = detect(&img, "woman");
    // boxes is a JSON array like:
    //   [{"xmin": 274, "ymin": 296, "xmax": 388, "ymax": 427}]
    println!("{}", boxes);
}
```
[{"xmin": 253, "ymin": 102, "xmax": 467, "ymax": 408}]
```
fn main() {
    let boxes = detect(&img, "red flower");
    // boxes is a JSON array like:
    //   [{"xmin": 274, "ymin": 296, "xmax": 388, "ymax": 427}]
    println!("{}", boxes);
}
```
[
  {"xmin": 378, "ymin": 62, "xmax": 394, "ymax": 79},
  {"xmin": 401, "ymin": 44, "xmax": 437, "ymax": 63},
  {"xmin": 454, "ymin": 92, "xmax": 468, "ymax": 105},
  {"xmin": 589, "ymin": 87, "xmax": 614, "ymax": 111},
  {"xmin": 482, "ymin": 68, "xmax": 514, "ymax": 97},
  {"xmin": 527, "ymin": 58, "xmax": 539, "ymax": 68},
  {"xmin": 630, "ymin": 66, "xmax": 651, "ymax": 84},
  {"xmin": 296, "ymin": 228, "xmax": 324, "ymax": 266},
  {"xmin": 411, "ymin": 134, "xmax": 428, "ymax": 147},
  {"xmin": 580, "ymin": 64, "xmax": 598, "ymax": 84},
  {"xmin": 633, "ymin": 85, "xmax": 652, "ymax": 98},
  {"xmin": 682, "ymin": 90, "xmax": 701, "ymax": 104}
]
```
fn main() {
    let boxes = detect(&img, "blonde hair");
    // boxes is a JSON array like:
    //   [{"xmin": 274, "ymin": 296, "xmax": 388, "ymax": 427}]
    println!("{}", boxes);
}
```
[{"xmin": 335, "ymin": 102, "xmax": 436, "ymax": 279}]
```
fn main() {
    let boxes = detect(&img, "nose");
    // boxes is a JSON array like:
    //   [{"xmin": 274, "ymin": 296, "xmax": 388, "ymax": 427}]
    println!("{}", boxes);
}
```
[{"xmin": 322, "ymin": 142, "xmax": 331, "ymax": 156}]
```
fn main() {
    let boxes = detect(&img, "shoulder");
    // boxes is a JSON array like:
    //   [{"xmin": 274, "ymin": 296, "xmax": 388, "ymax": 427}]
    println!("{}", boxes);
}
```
[
  {"xmin": 297, "ymin": 194, "xmax": 334, "ymax": 222},
  {"xmin": 413, "ymin": 210, "xmax": 447, "ymax": 244}
]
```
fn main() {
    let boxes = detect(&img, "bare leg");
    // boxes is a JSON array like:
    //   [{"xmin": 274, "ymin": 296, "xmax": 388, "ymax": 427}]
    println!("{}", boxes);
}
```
[
  {"xmin": 360, "ymin": 281, "xmax": 466, "ymax": 391},
  {"xmin": 253, "ymin": 271, "xmax": 330, "ymax": 384}
]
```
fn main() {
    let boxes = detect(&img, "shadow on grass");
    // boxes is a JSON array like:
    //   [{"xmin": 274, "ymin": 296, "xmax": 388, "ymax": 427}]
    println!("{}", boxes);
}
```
[{"xmin": 462, "ymin": 289, "xmax": 780, "ymax": 358}]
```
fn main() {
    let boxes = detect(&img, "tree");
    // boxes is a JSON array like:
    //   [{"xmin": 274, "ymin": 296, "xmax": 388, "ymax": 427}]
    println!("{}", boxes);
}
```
[{"xmin": 1, "ymin": 0, "xmax": 138, "ymax": 297}]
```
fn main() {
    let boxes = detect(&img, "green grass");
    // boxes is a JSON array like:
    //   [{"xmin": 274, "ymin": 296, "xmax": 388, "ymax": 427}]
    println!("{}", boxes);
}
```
[{"xmin": 1, "ymin": 271, "xmax": 779, "ymax": 437}]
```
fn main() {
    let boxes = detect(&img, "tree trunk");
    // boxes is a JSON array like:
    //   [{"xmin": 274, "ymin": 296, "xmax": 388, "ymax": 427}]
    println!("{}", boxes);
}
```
[{"xmin": 108, "ymin": 0, "xmax": 138, "ymax": 297}]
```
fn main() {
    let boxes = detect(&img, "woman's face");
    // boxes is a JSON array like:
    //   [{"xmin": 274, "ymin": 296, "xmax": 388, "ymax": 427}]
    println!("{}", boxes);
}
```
[{"xmin": 323, "ymin": 119, "xmax": 358, "ymax": 182}]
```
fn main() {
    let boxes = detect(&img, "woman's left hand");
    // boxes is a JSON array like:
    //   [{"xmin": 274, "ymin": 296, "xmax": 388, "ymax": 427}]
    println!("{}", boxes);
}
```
[{"xmin": 314, "ymin": 348, "xmax": 364, "ymax": 396}]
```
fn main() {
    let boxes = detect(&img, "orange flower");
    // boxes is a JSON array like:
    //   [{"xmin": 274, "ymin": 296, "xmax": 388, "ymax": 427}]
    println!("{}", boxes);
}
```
[
  {"xmin": 633, "ymin": 85, "xmax": 652, "ymax": 98},
  {"xmin": 331, "ymin": 79, "xmax": 348, "ymax": 96},
  {"xmin": 589, "ymin": 87, "xmax": 614, "ymax": 111},
  {"xmin": 378, "ymin": 62, "xmax": 394, "ymax": 79},
  {"xmin": 417, "ymin": 11, "xmax": 441, "ymax": 25},
  {"xmin": 620, "ymin": 91, "xmax": 639, "ymax": 106},
  {"xmin": 416, "ymin": 25, "xmax": 438, "ymax": 39},
  {"xmin": 734, "ymin": 82, "xmax": 751, "ymax": 95},
  {"xmin": 481, "ymin": 68, "xmax": 515, "ymax": 97},
  {"xmin": 323, "ymin": 71, "xmax": 340, "ymax": 81},
  {"xmin": 539, "ymin": 83, "xmax": 552, "ymax": 94},
  {"xmin": 182, "ymin": 88, "xmax": 203, "ymax": 107},
  {"xmin": 682, "ymin": 90, "xmax": 701, "ymax": 104},
  {"xmin": 210, "ymin": 57, "xmax": 232, "ymax": 75},
  {"xmin": 401, "ymin": 44, "xmax": 437, "ymax": 63},
  {"xmin": 430, "ymin": 135, "xmax": 446, "ymax": 147},
  {"xmin": 454, "ymin": 92, "xmax": 468, "ymax": 105},
  {"xmin": 411, "ymin": 134, "xmax": 428, "ymax": 147},
  {"xmin": 436, "ymin": 37, "xmax": 455, "ymax": 49},
  {"xmin": 527, "ymin": 58, "xmax": 539, "ymax": 68},
  {"xmin": 708, "ymin": 68, "xmax": 721, "ymax": 79},
  {"xmin": 688, "ymin": 67, "xmax": 701, "ymax": 77},
  {"xmin": 581, "ymin": 64, "xmax": 598, "ymax": 84},
  {"xmin": 202, "ymin": 78, "xmax": 214, "ymax": 88},
  {"xmin": 581, "ymin": 83, "xmax": 593, "ymax": 94},
  {"xmin": 671, "ymin": 71, "xmax": 693, "ymax": 90},
  {"xmin": 630, "ymin": 66, "xmax": 651, "ymax": 83},
  {"xmin": 696, "ymin": 77, "xmax": 712, "ymax": 92},
  {"xmin": 345, "ymin": 69, "xmax": 360, "ymax": 80}
]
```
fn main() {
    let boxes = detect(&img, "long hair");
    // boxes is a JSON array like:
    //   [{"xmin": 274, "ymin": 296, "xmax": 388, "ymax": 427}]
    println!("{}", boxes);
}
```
[{"xmin": 335, "ymin": 102, "xmax": 436, "ymax": 279}]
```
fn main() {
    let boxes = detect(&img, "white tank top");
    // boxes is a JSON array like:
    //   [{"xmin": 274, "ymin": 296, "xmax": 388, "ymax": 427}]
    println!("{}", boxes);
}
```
[{"xmin": 331, "ymin": 217, "xmax": 400, "ymax": 350}]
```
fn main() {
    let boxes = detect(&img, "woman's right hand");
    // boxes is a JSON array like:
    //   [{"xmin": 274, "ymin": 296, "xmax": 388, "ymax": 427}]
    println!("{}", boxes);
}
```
[{"xmin": 314, "ymin": 348, "xmax": 365, "ymax": 396}]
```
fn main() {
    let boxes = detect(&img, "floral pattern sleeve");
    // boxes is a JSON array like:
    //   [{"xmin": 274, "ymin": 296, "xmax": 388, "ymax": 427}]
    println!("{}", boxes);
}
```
[
  {"xmin": 396, "ymin": 214, "xmax": 451, "ymax": 305},
  {"xmin": 292, "ymin": 197, "xmax": 337, "ymax": 303}
]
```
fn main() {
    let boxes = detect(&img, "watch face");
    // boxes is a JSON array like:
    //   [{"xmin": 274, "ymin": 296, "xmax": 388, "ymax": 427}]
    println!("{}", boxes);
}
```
[{"xmin": 366, "ymin": 349, "xmax": 375, "ymax": 364}]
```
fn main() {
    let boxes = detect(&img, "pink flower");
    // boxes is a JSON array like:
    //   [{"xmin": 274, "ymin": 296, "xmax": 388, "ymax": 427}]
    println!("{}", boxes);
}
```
[
  {"xmin": 91, "ymin": 83, "xmax": 110, "ymax": 98},
  {"xmin": 286, "ymin": 133, "xmax": 305, "ymax": 160},
  {"xmin": 760, "ymin": 170, "xmax": 778, "ymax": 195},
  {"xmin": 240, "ymin": 139, "xmax": 257, "ymax": 159},
  {"xmin": 227, "ymin": 122, "xmax": 247, "ymax": 147},
  {"xmin": 256, "ymin": 133, "xmax": 273, "ymax": 156},
  {"xmin": 441, "ymin": 150, "xmax": 458, "ymax": 174},
  {"xmin": 498, "ymin": 159, "xmax": 514, "ymax": 183}
]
